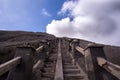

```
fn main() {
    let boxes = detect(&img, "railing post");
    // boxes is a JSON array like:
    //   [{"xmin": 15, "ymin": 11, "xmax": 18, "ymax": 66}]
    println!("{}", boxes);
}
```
[
  {"xmin": 75, "ymin": 46, "xmax": 86, "ymax": 71},
  {"xmin": 84, "ymin": 43, "xmax": 118, "ymax": 80},
  {"xmin": 7, "ymin": 47, "xmax": 35, "ymax": 80},
  {"xmin": 84, "ymin": 44, "xmax": 106, "ymax": 80},
  {"xmin": 70, "ymin": 40, "xmax": 76, "ymax": 64},
  {"xmin": 71, "ymin": 40, "xmax": 79, "ymax": 57},
  {"xmin": 36, "ymin": 42, "xmax": 48, "ymax": 62},
  {"xmin": 71, "ymin": 40, "xmax": 85, "ymax": 70}
]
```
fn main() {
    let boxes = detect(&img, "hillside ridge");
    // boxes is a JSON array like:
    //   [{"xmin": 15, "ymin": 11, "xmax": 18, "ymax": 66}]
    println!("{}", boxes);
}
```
[{"xmin": 0, "ymin": 31, "xmax": 120, "ymax": 65}]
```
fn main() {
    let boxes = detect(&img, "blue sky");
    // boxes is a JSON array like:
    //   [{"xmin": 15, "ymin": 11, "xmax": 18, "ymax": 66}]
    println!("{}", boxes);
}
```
[
  {"xmin": 0, "ymin": 0, "xmax": 65, "ymax": 32},
  {"xmin": 0, "ymin": 0, "xmax": 120, "ymax": 46}
]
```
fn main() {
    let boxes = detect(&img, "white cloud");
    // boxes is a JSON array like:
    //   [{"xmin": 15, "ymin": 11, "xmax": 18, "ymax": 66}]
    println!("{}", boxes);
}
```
[
  {"xmin": 41, "ymin": 8, "xmax": 51, "ymax": 17},
  {"xmin": 57, "ymin": 0, "xmax": 77, "ymax": 15},
  {"xmin": 47, "ymin": 0, "xmax": 120, "ymax": 46},
  {"xmin": 47, "ymin": 17, "xmax": 76, "ymax": 37}
]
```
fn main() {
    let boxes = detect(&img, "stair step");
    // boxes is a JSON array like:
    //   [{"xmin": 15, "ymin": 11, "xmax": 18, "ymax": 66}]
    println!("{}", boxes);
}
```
[
  {"xmin": 49, "ymin": 57, "xmax": 57, "ymax": 60},
  {"xmin": 45, "ymin": 62, "xmax": 56, "ymax": 64},
  {"xmin": 64, "ymin": 69, "xmax": 80, "ymax": 73},
  {"xmin": 43, "ymin": 68, "xmax": 55, "ymax": 73},
  {"xmin": 63, "ymin": 57, "xmax": 71, "ymax": 58},
  {"xmin": 41, "ymin": 78, "xmax": 51, "ymax": 80},
  {"xmin": 41, "ymin": 73, "xmax": 54, "ymax": 78},
  {"xmin": 45, "ymin": 65, "xmax": 54, "ymax": 67},
  {"xmin": 45, "ymin": 64, "xmax": 55, "ymax": 67},
  {"xmin": 63, "ymin": 61, "xmax": 72, "ymax": 62},
  {"xmin": 64, "ymin": 65, "xmax": 77, "ymax": 68},
  {"xmin": 64, "ymin": 63, "xmax": 74, "ymax": 65},
  {"xmin": 64, "ymin": 74, "xmax": 84, "ymax": 79}
]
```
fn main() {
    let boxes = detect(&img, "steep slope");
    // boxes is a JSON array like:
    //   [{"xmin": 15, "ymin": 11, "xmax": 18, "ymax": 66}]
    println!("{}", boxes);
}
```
[
  {"xmin": 0, "ymin": 31, "xmax": 120, "ymax": 66},
  {"xmin": 0, "ymin": 31, "xmax": 55, "ymax": 64}
]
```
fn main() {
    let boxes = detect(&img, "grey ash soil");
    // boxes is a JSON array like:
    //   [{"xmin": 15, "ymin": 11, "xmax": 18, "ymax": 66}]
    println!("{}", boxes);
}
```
[
  {"xmin": 0, "ymin": 30, "xmax": 120, "ymax": 65},
  {"xmin": 0, "ymin": 31, "xmax": 55, "ymax": 64}
]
